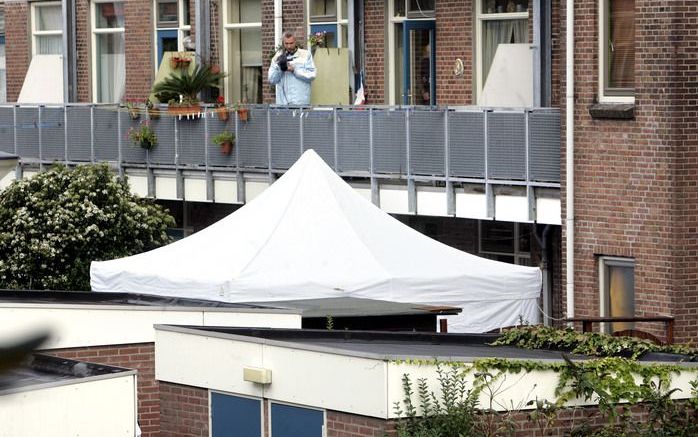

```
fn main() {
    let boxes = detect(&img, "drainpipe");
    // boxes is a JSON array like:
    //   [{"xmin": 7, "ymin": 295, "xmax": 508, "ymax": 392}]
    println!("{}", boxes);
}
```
[
  {"xmin": 565, "ymin": 0, "xmax": 575, "ymax": 320},
  {"xmin": 274, "ymin": 0, "xmax": 283, "ymax": 47}
]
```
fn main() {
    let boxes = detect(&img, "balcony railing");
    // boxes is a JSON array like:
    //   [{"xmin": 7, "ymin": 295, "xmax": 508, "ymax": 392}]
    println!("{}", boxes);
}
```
[{"xmin": 0, "ymin": 104, "xmax": 560, "ymax": 186}]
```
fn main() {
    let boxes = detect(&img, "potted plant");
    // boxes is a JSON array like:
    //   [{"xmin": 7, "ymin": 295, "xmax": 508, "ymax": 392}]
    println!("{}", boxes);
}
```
[
  {"xmin": 233, "ymin": 101, "xmax": 249, "ymax": 122},
  {"xmin": 153, "ymin": 63, "xmax": 225, "ymax": 117},
  {"xmin": 308, "ymin": 31, "xmax": 327, "ymax": 55},
  {"xmin": 124, "ymin": 100, "xmax": 140, "ymax": 120},
  {"xmin": 145, "ymin": 97, "xmax": 160, "ymax": 120},
  {"xmin": 212, "ymin": 130, "xmax": 235, "ymax": 155},
  {"xmin": 128, "ymin": 120, "xmax": 158, "ymax": 150},
  {"xmin": 215, "ymin": 95, "xmax": 229, "ymax": 121}
]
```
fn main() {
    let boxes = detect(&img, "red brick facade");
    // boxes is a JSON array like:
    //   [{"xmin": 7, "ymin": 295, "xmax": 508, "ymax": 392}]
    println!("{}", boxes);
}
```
[
  {"xmin": 124, "ymin": 0, "xmax": 155, "ymax": 101},
  {"xmin": 160, "ymin": 382, "xmax": 209, "ymax": 437},
  {"xmin": 560, "ymin": 0, "xmax": 698, "ymax": 344},
  {"xmin": 45, "ymin": 343, "xmax": 161, "ymax": 437},
  {"xmin": 5, "ymin": 1, "xmax": 29, "ymax": 102}
]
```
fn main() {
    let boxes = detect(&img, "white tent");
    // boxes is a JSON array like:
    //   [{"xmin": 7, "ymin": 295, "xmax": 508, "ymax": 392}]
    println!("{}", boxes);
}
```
[{"xmin": 91, "ymin": 150, "xmax": 542, "ymax": 332}]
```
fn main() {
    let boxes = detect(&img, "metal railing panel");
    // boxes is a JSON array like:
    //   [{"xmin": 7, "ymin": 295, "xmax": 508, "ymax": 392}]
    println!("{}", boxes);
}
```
[
  {"xmin": 118, "ymin": 111, "xmax": 147, "ymax": 164},
  {"xmin": 302, "ymin": 110, "xmax": 335, "ymax": 168},
  {"xmin": 40, "ymin": 107, "xmax": 65, "ymax": 161},
  {"xmin": 336, "ymin": 110, "xmax": 370, "ymax": 173},
  {"xmin": 16, "ymin": 107, "xmax": 40, "ymax": 159},
  {"xmin": 207, "ymin": 116, "xmax": 236, "ymax": 167},
  {"xmin": 448, "ymin": 111, "xmax": 485, "ymax": 178},
  {"xmin": 92, "ymin": 107, "xmax": 120, "ymax": 162},
  {"xmin": 66, "ymin": 106, "xmax": 93, "ymax": 162},
  {"xmin": 487, "ymin": 112, "xmax": 526, "ymax": 180},
  {"xmin": 372, "ymin": 110, "xmax": 407, "ymax": 174},
  {"xmin": 0, "ymin": 107, "xmax": 15, "ymax": 154},
  {"xmin": 409, "ymin": 110, "xmax": 445, "ymax": 176},
  {"xmin": 269, "ymin": 109, "xmax": 300, "ymax": 170},
  {"xmin": 177, "ymin": 115, "xmax": 206, "ymax": 166},
  {"xmin": 237, "ymin": 108, "xmax": 269, "ymax": 169},
  {"xmin": 529, "ymin": 110, "xmax": 561, "ymax": 183},
  {"xmin": 149, "ymin": 117, "xmax": 176, "ymax": 165}
]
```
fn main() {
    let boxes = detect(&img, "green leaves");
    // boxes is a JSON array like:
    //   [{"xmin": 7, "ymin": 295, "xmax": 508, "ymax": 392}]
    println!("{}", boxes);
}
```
[
  {"xmin": 0, "ymin": 164, "xmax": 175, "ymax": 290},
  {"xmin": 152, "ymin": 63, "xmax": 225, "ymax": 103}
]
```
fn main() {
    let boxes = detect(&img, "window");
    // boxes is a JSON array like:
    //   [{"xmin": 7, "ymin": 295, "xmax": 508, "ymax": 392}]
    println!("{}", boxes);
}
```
[
  {"xmin": 599, "ymin": 256, "xmax": 635, "ymax": 333},
  {"xmin": 154, "ymin": 0, "xmax": 192, "ymax": 69},
  {"xmin": 478, "ymin": 220, "xmax": 531, "ymax": 266},
  {"xmin": 91, "ymin": 1, "xmax": 125, "ymax": 103},
  {"xmin": 599, "ymin": 0, "xmax": 634, "ymax": 102},
  {"xmin": 388, "ymin": 0, "xmax": 435, "ymax": 105},
  {"xmin": 0, "ymin": 7, "xmax": 5, "ymax": 103},
  {"xmin": 31, "ymin": 2, "xmax": 63, "ymax": 56},
  {"xmin": 222, "ymin": 0, "xmax": 262, "ymax": 103},
  {"xmin": 307, "ymin": 0, "xmax": 348, "ymax": 49},
  {"xmin": 475, "ymin": 0, "xmax": 529, "ymax": 103}
]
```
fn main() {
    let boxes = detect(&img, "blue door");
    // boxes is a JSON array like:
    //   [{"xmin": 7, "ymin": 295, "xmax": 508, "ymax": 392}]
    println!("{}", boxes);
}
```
[
  {"xmin": 211, "ymin": 392, "xmax": 262, "ymax": 437},
  {"xmin": 402, "ymin": 20, "xmax": 436, "ymax": 105},
  {"xmin": 270, "ymin": 403, "xmax": 324, "ymax": 437},
  {"xmin": 157, "ymin": 30, "xmax": 179, "ymax": 68}
]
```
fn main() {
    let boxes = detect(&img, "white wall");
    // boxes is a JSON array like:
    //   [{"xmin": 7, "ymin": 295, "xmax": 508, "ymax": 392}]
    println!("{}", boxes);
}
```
[
  {"xmin": 0, "ymin": 304, "xmax": 301, "ymax": 349},
  {"xmin": 0, "ymin": 373, "xmax": 136, "ymax": 437}
]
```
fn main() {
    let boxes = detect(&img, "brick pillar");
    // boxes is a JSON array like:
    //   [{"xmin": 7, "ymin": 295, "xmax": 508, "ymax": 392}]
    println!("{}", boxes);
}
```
[
  {"xmin": 5, "ymin": 0, "xmax": 30, "ymax": 102},
  {"xmin": 124, "ymin": 0, "xmax": 155, "ymax": 101}
]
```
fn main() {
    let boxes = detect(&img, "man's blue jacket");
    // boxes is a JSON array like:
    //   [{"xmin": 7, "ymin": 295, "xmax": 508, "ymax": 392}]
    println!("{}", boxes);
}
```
[{"xmin": 268, "ymin": 48, "xmax": 317, "ymax": 105}]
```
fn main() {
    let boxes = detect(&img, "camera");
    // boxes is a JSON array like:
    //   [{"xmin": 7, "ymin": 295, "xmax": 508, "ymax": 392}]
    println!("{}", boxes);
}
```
[{"xmin": 277, "ymin": 51, "xmax": 296, "ymax": 72}]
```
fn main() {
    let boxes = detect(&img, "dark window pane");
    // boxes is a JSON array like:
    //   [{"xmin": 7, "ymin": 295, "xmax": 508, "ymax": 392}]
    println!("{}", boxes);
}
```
[
  {"xmin": 481, "ymin": 221, "xmax": 515, "ymax": 254},
  {"xmin": 607, "ymin": 0, "xmax": 634, "ymax": 90}
]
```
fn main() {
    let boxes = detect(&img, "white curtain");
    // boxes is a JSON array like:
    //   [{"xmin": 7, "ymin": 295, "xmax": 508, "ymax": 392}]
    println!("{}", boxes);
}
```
[
  {"xmin": 97, "ymin": 33, "xmax": 125, "ymax": 103},
  {"xmin": 241, "ymin": 67, "xmax": 261, "ymax": 103},
  {"xmin": 482, "ymin": 19, "xmax": 527, "ymax": 84},
  {"xmin": 36, "ymin": 5, "xmax": 63, "ymax": 55}
]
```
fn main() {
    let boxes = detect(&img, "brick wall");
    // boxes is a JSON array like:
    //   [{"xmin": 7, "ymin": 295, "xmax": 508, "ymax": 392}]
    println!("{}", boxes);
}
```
[
  {"xmin": 5, "ymin": 0, "xmax": 30, "ymax": 102},
  {"xmin": 45, "ymin": 343, "xmax": 160, "ymax": 437},
  {"xmin": 261, "ymin": 0, "xmax": 277, "ymax": 103},
  {"xmin": 160, "ymin": 382, "xmax": 209, "ymax": 437},
  {"xmin": 435, "ymin": 0, "xmax": 473, "ymax": 105},
  {"xmin": 560, "ymin": 1, "xmax": 698, "ymax": 344},
  {"xmin": 75, "ymin": 0, "xmax": 90, "ymax": 102},
  {"xmin": 363, "ymin": 0, "xmax": 386, "ymax": 104},
  {"xmin": 124, "ymin": 0, "xmax": 155, "ymax": 101},
  {"xmin": 326, "ymin": 410, "xmax": 396, "ymax": 437}
]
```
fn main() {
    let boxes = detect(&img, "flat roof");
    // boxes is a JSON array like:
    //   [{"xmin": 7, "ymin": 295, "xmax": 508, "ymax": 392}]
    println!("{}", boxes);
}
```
[
  {"xmin": 0, "ymin": 354, "xmax": 134, "ymax": 395},
  {"xmin": 243, "ymin": 297, "xmax": 461, "ymax": 318},
  {"xmin": 157, "ymin": 326, "xmax": 590, "ymax": 362}
]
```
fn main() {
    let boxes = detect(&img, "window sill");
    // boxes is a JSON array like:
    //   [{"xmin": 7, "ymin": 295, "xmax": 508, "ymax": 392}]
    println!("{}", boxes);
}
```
[{"xmin": 588, "ymin": 103, "xmax": 635, "ymax": 120}]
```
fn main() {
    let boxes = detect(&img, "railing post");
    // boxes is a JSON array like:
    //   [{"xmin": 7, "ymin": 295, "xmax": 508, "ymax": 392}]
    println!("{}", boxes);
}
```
[
  {"xmin": 333, "ymin": 107, "xmax": 338, "ymax": 170},
  {"xmin": 175, "ymin": 107, "xmax": 183, "ymax": 200},
  {"xmin": 526, "ymin": 109, "xmax": 535, "ymax": 221},
  {"xmin": 38, "ymin": 105, "xmax": 43, "ymax": 171},
  {"xmin": 115, "ymin": 105, "xmax": 123, "ymax": 176},
  {"xmin": 91, "ymin": 105, "xmax": 97, "ymax": 165},
  {"xmin": 64, "ymin": 105, "xmax": 69, "ymax": 163},
  {"xmin": 484, "ymin": 109, "xmax": 494, "ymax": 218},
  {"xmin": 206, "ymin": 105, "xmax": 213, "ymax": 201},
  {"xmin": 406, "ymin": 109, "xmax": 415, "ymax": 214},
  {"xmin": 369, "ymin": 108, "xmax": 379, "ymax": 206},
  {"xmin": 445, "ymin": 109, "xmax": 454, "ymax": 216},
  {"xmin": 13, "ymin": 105, "xmax": 21, "ymax": 180},
  {"xmin": 299, "ymin": 108, "xmax": 304, "ymax": 156}
]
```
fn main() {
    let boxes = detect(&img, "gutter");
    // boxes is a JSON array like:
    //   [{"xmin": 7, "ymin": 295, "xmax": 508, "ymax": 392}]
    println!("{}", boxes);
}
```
[{"xmin": 565, "ymin": 0, "xmax": 575, "ymax": 320}]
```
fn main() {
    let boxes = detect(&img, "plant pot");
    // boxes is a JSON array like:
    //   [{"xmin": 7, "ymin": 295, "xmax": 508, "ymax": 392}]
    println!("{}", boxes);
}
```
[
  {"xmin": 139, "ymin": 139, "xmax": 156, "ymax": 151},
  {"xmin": 169, "ymin": 58, "xmax": 180, "ymax": 69},
  {"xmin": 179, "ymin": 59, "xmax": 192, "ymax": 69},
  {"xmin": 220, "ymin": 140, "xmax": 234, "ymax": 155},
  {"xmin": 237, "ymin": 108, "xmax": 249, "ymax": 122},
  {"xmin": 148, "ymin": 108, "xmax": 160, "ymax": 120},
  {"xmin": 217, "ymin": 108, "xmax": 229, "ymax": 121},
  {"xmin": 128, "ymin": 109, "xmax": 140, "ymax": 120},
  {"xmin": 168, "ymin": 104, "xmax": 201, "ymax": 118}
]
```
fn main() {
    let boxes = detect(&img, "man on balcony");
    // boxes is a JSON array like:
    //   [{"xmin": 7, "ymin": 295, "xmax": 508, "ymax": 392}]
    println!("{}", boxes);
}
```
[{"xmin": 268, "ymin": 31, "xmax": 317, "ymax": 105}]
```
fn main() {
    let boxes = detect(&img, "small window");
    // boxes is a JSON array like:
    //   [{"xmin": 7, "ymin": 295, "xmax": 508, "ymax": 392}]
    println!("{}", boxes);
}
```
[
  {"xmin": 157, "ymin": 0, "xmax": 179, "ymax": 27},
  {"xmin": 599, "ymin": 256, "xmax": 635, "ymax": 333},
  {"xmin": 479, "ymin": 220, "xmax": 531, "ymax": 266},
  {"xmin": 599, "ymin": 0, "xmax": 634, "ymax": 102},
  {"xmin": 31, "ymin": 2, "xmax": 64, "ymax": 56},
  {"xmin": 91, "ymin": 1, "xmax": 125, "ymax": 103},
  {"xmin": 393, "ymin": 0, "xmax": 434, "ymax": 18}
]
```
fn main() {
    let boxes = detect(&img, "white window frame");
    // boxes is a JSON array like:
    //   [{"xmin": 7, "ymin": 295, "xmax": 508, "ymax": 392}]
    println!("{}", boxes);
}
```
[
  {"xmin": 598, "ymin": 256, "xmax": 635, "ymax": 333},
  {"xmin": 221, "ymin": 0, "xmax": 262, "ymax": 104},
  {"xmin": 598, "ymin": 0, "xmax": 634, "ymax": 104},
  {"xmin": 152, "ymin": 0, "xmax": 192, "ymax": 74},
  {"xmin": 478, "ymin": 220, "xmax": 531, "ymax": 266},
  {"xmin": 474, "ymin": 0, "xmax": 529, "ymax": 105},
  {"xmin": 31, "ymin": 1, "xmax": 63, "ymax": 57},
  {"xmin": 387, "ymin": 0, "xmax": 434, "ymax": 105},
  {"xmin": 305, "ymin": 0, "xmax": 349, "ymax": 48},
  {"xmin": 90, "ymin": 0, "xmax": 125, "ymax": 103}
]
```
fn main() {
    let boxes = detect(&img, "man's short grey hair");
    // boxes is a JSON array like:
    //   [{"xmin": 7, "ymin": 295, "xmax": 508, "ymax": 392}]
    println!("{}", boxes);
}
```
[{"xmin": 283, "ymin": 31, "xmax": 296, "ymax": 39}]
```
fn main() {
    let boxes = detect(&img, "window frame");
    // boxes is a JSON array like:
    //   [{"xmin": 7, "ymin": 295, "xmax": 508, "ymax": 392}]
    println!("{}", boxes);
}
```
[
  {"xmin": 221, "ymin": 0, "xmax": 263, "ymax": 104},
  {"xmin": 152, "ymin": 0, "xmax": 192, "ymax": 73},
  {"xmin": 478, "ymin": 220, "xmax": 531, "ymax": 266},
  {"xmin": 305, "ymin": 0, "xmax": 349, "ymax": 49},
  {"xmin": 598, "ymin": 255, "xmax": 635, "ymax": 333},
  {"xmin": 90, "ymin": 0, "xmax": 126, "ymax": 103},
  {"xmin": 598, "ymin": 0, "xmax": 635, "ymax": 103},
  {"xmin": 31, "ymin": 1, "xmax": 64, "ymax": 57},
  {"xmin": 474, "ymin": 0, "xmax": 529, "ymax": 105}
]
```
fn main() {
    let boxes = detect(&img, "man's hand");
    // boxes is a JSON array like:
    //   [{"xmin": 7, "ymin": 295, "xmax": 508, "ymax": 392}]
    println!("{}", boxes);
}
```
[{"xmin": 286, "ymin": 63, "xmax": 294, "ymax": 72}]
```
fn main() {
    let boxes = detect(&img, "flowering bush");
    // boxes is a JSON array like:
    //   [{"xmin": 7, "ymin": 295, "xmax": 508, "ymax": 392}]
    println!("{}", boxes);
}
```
[
  {"xmin": 128, "ymin": 120, "xmax": 158, "ymax": 150},
  {"xmin": 0, "ymin": 164, "xmax": 175, "ymax": 290}
]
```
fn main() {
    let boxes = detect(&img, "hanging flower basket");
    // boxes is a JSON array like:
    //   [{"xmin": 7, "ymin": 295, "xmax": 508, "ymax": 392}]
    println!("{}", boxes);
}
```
[
  {"xmin": 220, "ymin": 140, "xmax": 234, "ymax": 155},
  {"xmin": 236, "ymin": 107, "xmax": 249, "ymax": 122}
]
